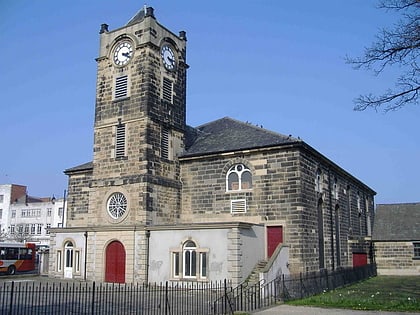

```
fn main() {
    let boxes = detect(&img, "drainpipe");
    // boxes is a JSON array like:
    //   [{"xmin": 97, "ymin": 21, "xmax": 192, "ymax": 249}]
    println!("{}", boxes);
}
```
[
  {"xmin": 61, "ymin": 189, "xmax": 67, "ymax": 227},
  {"xmin": 84, "ymin": 231, "xmax": 88, "ymax": 280},
  {"xmin": 328, "ymin": 169, "xmax": 335, "ymax": 270},
  {"xmin": 145, "ymin": 230, "xmax": 150, "ymax": 284},
  {"xmin": 133, "ymin": 225, "xmax": 136, "ymax": 283}
]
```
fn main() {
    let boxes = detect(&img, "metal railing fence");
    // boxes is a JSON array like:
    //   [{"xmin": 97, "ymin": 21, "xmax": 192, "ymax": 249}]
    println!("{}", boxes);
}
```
[
  {"xmin": 228, "ymin": 263, "xmax": 377, "ymax": 313},
  {"xmin": 0, "ymin": 264, "xmax": 376, "ymax": 315},
  {"xmin": 0, "ymin": 280, "xmax": 230, "ymax": 315}
]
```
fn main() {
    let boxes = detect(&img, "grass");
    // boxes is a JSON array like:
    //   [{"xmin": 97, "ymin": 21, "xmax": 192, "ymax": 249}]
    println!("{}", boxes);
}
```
[{"xmin": 287, "ymin": 276, "xmax": 420, "ymax": 312}]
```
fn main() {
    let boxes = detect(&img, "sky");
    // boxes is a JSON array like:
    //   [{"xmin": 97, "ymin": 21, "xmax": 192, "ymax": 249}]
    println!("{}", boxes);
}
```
[{"xmin": 0, "ymin": 1, "xmax": 418, "ymax": 204}]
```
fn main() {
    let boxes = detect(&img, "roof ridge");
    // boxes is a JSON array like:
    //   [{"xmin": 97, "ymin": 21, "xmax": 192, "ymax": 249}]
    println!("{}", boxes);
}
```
[{"xmin": 196, "ymin": 116, "xmax": 301, "ymax": 142}]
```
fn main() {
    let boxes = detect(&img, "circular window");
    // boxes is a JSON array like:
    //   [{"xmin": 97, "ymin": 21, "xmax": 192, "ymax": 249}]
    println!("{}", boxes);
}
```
[{"xmin": 107, "ymin": 192, "xmax": 128, "ymax": 219}]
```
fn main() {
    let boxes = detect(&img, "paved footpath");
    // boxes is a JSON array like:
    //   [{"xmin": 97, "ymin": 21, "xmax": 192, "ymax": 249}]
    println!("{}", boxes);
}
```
[{"xmin": 252, "ymin": 305, "xmax": 420, "ymax": 315}]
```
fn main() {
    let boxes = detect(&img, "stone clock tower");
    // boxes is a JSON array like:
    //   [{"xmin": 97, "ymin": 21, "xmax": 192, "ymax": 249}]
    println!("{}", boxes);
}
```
[
  {"xmin": 50, "ymin": 7, "xmax": 188, "ymax": 283},
  {"xmin": 91, "ymin": 7, "xmax": 187, "ymax": 227}
]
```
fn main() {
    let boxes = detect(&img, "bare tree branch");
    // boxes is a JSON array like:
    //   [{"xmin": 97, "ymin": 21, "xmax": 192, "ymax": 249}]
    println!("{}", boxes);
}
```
[{"xmin": 346, "ymin": 0, "xmax": 419, "ymax": 111}]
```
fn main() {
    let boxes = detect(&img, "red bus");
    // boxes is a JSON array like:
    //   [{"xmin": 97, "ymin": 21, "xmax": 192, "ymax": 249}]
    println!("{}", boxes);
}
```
[{"xmin": 0, "ymin": 243, "xmax": 36, "ymax": 275}]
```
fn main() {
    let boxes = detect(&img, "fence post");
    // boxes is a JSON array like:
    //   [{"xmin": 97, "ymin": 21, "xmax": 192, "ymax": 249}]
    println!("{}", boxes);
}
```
[
  {"xmin": 91, "ymin": 282, "xmax": 96, "ymax": 315},
  {"xmin": 300, "ymin": 273, "xmax": 303, "ymax": 299},
  {"xmin": 281, "ymin": 274, "xmax": 285, "ymax": 300},
  {"xmin": 8, "ymin": 281, "xmax": 14, "ymax": 315},
  {"xmin": 165, "ymin": 281, "xmax": 168, "ymax": 315},
  {"xmin": 326, "ymin": 269, "xmax": 329, "ymax": 291},
  {"xmin": 224, "ymin": 279, "xmax": 227, "ymax": 314}
]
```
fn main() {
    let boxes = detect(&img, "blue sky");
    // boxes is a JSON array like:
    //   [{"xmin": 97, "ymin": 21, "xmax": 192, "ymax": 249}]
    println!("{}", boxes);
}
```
[{"xmin": 0, "ymin": 1, "xmax": 418, "ymax": 204}]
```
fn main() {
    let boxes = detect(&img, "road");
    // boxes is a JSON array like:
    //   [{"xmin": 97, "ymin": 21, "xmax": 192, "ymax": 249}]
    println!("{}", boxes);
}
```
[{"xmin": 253, "ymin": 304, "xmax": 420, "ymax": 315}]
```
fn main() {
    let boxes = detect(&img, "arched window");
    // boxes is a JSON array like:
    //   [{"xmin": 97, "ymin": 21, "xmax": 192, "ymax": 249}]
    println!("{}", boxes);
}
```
[
  {"xmin": 171, "ymin": 240, "xmax": 208, "ymax": 280},
  {"xmin": 317, "ymin": 198, "xmax": 325, "ymax": 269},
  {"xmin": 335, "ymin": 205, "xmax": 341, "ymax": 267},
  {"xmin": 226, "ymin": 164, "xmax": 252, "ymax": 191},
  {"xmin": 315, "ymin": 168, "xmax": 322, "ymax": 193},
  {"xmin": 183, "ymin": 241, "xmax": 197, "ymax": 278},
  {"xmin": 65, "ymin": 241, "xmax": 73, "ymax": 269},
  {"xmin": 357, "ymin": 192, "xmax": 361, "ymax": 213},
  {"xmin": 333, "ymin": 177, "xmax": 339, "ymax": 200}
]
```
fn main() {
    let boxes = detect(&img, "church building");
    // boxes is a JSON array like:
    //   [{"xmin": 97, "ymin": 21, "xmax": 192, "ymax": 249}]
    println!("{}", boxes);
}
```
[{"xmin": 49, "ymin": 7, "xmax": 376, "ymax": 285}]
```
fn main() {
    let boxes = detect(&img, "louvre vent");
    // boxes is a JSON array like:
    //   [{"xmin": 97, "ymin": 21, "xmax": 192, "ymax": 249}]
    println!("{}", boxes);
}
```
[
  {"xmin": 161, "ymin": 128, "xmax": 169, "ymax": 159},
  {"xmin": 115, "ymin": 75, "xmax": 128, "ymax": 99},
  {"xmin": 115, "ymin": 124, "xmax": 126, "ymax": 158},
  {"xmin": 231, "ymin": 199, "xmax": 246, "ymax": 213},
  {"xmin": 162, "ymin": 77, "xmax": 173, "ymax": 103}
]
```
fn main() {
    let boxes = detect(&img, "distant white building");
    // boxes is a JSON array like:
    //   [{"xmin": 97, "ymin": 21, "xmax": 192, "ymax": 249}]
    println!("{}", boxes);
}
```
[{"xmin": 0, "ymin": 184, "xmax": 66, "ymax": 247}]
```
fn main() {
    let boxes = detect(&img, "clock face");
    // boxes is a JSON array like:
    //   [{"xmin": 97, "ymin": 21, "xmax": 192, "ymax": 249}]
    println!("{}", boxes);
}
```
[
  {"xmin": 161, "ymin": 45, "xmax": 176, "ymax": 70},
  {"xmin": 113, "ymin": 41, "xmax": 133, "ymax": 66}
]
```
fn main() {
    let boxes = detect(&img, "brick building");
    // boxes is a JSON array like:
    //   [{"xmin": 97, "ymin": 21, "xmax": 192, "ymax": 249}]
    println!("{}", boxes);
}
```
[{"xmin": 49, "ymin": 7, "xmax": 375, "ymax": 285}]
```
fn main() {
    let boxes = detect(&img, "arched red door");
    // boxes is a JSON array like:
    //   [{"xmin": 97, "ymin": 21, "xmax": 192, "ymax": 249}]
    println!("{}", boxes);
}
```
[{"xmin": 105, "ymin": 241, "xmax": 126, "ymax": 283}]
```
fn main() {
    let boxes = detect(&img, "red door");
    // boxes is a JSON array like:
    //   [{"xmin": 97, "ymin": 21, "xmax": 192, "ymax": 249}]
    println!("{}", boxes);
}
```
[
  {"xmin": 352, "ymin": 253, "xmax": 367, "ymax": 267},
  {"xmin": 267, "ymin": 226, "xmax": 283, "ymax": 258},
  {"xmin": 105, "ymin": 241, "xmax": 126, "ymax": 283}
]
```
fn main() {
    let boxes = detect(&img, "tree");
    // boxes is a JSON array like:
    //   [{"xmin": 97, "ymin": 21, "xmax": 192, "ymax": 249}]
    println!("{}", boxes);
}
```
[
  {"xmin": 8, "ymin": 224, "xmax": 32, "ymax": 243},
  {"xmin": 0, "ymin": 228, "xmax": 8, "ymax": 242},
  {"xmin": 346, "ymin": 0, "xmax": 419, "ymax": 112}
]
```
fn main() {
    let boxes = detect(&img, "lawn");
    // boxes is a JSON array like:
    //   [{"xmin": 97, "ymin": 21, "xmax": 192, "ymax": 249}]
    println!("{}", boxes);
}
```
[{"xmin": 287, "ymin": 276, "xmax": 420, "ymax": 312}]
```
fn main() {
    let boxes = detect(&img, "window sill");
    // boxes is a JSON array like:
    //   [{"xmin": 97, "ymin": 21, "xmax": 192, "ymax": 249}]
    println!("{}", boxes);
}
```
[
  {"xmin": 169, "ymin": 277, "xmax": 209, "ymax": 283},
  {"xmin": 226, "ymin": 189, "xmax": 253, "ymax": 194},
  {"xmin": 113, "ymin": 96, "xmax": 130, "ymax": 102}
]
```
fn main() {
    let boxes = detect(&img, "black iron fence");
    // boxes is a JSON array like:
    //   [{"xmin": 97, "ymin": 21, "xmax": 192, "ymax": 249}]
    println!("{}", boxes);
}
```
[
  {"xmin": 0, "ymin": 280, "xmax": 230, "ymax": 315},
  {"xmin": 0, "ymin": 264, "xmax": 376, "ymax": 315},
  {"xmin": 227, "ymin": 263, "xmax": 377, "ymax": 313}
]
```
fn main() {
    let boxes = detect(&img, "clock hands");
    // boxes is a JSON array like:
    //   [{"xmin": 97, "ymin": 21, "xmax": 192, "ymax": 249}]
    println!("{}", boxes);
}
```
[{"xmin": 122, "ymin": 52, "xmax": 131, "ymax": 58}]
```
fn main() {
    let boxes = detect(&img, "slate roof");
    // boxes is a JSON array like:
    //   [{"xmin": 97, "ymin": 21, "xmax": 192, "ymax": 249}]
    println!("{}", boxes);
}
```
[
  {"xmin": 126, "ymin": 6, "xmax": 154, "ymax": 26},
  {"xmin": 64, "ymin": 161, "xmax": 93, "ymax": 174},
  {"xmin": 126, "ymin": 8, "xmax": 146, "ymax": 26},
  {"xmin": 64, "ymin": 117, "xmax": 300, "ymax": 172},
  {"xmin": 373, "ymin": 203, "xmax": 420, "ymax": 241},
  {"xmin": 62, "ymin": 117, "xmax": 374, "ymax": 194},
  {"xmin": 183, "ymin": 117, "xmax": 300, "ymax": 157}
]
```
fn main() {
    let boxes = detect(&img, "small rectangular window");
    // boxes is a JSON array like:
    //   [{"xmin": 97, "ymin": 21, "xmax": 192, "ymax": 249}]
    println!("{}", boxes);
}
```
[
  {"xmin": 0, "ymin": 209, "xmax": 2, "ymax": 219},
  {"xmin": 0, "ymin": 195, "xmax": 4, "ymax": 203},
  {"xmin": 57, "ymin": 250, "xmax": 62, "ymax": 272},
  {"xmin": 172, "ymin": 252, "xmax": 180, "ymax": 277},
  {"xmin": 414, "ymin": 243, "xmax": 420, "ymax": 259},
  {"xmin": 115, "ymin": 75, "xmax": 128, "ymax": 99},
  {"xmin": 200, "ymin": 252, "xmax": 207, "ymax": 278},
  {"xmin": 75, "ymin": 250, "xmax": 81, "ymax": 273},
  {"xmin": 162, "ymin": 77, "xmax": 173, "ymax": 103},
  {"xmin": 115, "ymin": 124, "xmax": 126, "ymax": 158}
]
